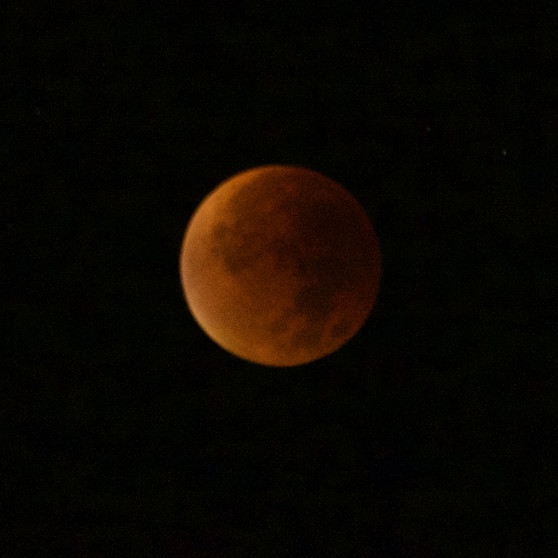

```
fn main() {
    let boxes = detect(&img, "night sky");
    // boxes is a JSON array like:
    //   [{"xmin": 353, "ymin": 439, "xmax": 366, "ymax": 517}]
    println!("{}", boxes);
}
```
[{"xmin": 3, "ymin": 1, "xmax": 557, "ymax": 556}]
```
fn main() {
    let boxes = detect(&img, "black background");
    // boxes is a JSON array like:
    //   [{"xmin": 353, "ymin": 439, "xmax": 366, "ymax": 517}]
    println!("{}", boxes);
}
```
[{"xmin": 3, "ymin": 1, "xmax": 557, "ymax": 556}]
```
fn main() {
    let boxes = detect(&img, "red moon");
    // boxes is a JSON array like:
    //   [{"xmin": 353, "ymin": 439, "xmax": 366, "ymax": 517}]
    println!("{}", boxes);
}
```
[{"xmin": 179, "ymin": 165, "xmax": 381, "ymax": 367}]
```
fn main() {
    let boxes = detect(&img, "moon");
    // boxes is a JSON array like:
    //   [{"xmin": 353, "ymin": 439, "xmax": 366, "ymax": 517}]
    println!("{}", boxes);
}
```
[{"xmin": 179, "ymin": 165, "xmax": 381, "ymax": 367}]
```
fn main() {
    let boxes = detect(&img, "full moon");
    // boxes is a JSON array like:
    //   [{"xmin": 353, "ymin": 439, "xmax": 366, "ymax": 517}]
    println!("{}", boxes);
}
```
[{"xmin": 179, "ymin": 165, "xmax": 381, "ymax": 367}]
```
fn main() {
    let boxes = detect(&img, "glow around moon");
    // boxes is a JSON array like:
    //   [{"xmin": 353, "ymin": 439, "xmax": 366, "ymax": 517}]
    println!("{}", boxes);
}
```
[{"xmin": 179, "ymin": 165, "xmax": 381, "ymax": 367}]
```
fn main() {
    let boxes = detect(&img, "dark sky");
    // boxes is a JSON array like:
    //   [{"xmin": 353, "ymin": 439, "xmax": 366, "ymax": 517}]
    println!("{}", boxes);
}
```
[{"xmin": 3, "ymin": 1, "xmax": 557, "ymax": 556}]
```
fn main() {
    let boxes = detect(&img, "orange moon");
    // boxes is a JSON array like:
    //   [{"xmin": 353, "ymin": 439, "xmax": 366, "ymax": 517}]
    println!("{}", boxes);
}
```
[{"xmin": 179, "ymin": 165, "xmax": 381, "ymax": 367}]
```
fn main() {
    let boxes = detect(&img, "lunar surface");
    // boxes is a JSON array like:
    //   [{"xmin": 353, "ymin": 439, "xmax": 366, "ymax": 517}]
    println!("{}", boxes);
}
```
[{"xmin": 179, "ymin": 165, "xmax": 381, "ymax": 366}]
